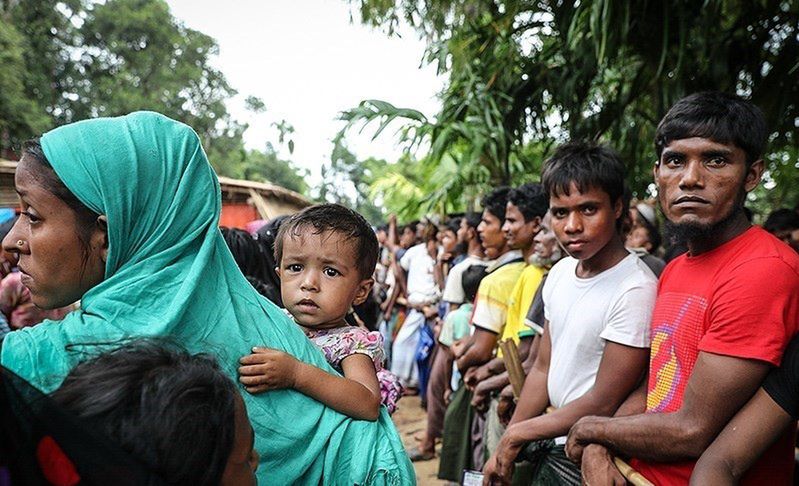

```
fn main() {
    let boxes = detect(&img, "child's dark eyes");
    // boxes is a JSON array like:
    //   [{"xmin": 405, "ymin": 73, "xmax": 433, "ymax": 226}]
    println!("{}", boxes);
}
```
[
  {"xmin": 286, "ymin": 263, "xmax": 303, "ymax": 272},
  {"xmin": 323, "ymin": 267, "xmax": 341, "ymax": 277}
]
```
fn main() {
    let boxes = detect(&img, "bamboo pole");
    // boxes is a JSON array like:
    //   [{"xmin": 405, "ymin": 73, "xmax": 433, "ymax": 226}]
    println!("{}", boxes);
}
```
[{"xmin": 499, "ymin": 339, "xmax": 526, "ymax": 398}]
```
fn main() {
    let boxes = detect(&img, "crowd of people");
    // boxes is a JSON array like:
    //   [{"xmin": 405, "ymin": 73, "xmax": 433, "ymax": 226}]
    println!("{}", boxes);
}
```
[{"xmin": 0, "ymin": 91, "xmax": 798, "ymax": 486}]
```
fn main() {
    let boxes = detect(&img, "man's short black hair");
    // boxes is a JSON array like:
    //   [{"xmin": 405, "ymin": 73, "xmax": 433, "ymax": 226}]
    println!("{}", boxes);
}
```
[
  {"xmin": 482, "ymin": 187, "xmax": 511, "ymax": 221},
  {"xmin": 463, "ymin": 212, "xmax": 482, "ymax": 230},
  {"xmin": 764, "ymin": 208, "xmax": 799, "ymax": 234},
  {"xmin": 444, "ymin": 217, "xmax": 461, "ymax": 235},
  {"xmin": 655, "ymin": 92, "xmax": 768, "ymax": 166},
  {"xmin": 508, "ymin": 183, "xmax": 549, "ymax": 222},
  {"xmin": 542, "ymin": 141, "xmax": 626, "ymax": 217},
  {"xmin": 275, "ymin": 203, "xmax": 378, "ymax": 280},
  {"xmin": 462, "ymin": 264, "xmax": 488, "ymax": 303}
]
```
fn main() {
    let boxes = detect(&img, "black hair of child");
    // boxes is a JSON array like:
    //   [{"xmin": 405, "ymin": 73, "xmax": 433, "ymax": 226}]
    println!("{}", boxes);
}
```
[
  {"xmin": 655, "ymin": 91, "xmax": 768, "ymax": 166},
  {"xmin": 508, "ymin": 183, "xmax": 549, "ymax": 222},
  {"xmin": 482, "ymin": 187, "xmax": 511, "ymax": 221},
  {"xmin": 275, "ymin": 203, "xmax": 379, "ymax": 281},
  {"xmin": 462, "ymin": 264, "xmax": 488, "ymax": 304},
  {"xmin": 51, "ymin": 340, "xmax": 239, "ymax": 486},
  {"xmin": 542, "ymin": 141, "xmax": 627, "ymax": 231}
]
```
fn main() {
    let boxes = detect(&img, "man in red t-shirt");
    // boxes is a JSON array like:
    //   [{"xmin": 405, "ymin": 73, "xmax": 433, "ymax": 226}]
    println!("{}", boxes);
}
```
[{"xmin": 564, "ymin": 92, "xmax": 799, "ymax": 485}]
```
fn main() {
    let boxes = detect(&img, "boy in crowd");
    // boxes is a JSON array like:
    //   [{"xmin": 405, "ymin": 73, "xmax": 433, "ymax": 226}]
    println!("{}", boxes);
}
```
[
  {"xmin": 410, "ymin": 213, "xmax": 487, "ymax": 461},
  {"xmin": 439, "ymin": 187, "xmax": 526, "ymax": 479},
  {"xmin": 464, "ymin": 184, "xmax": 549, "ymax": 456},
  {"xmin": 566, "ymin": 92, "xmax": 799, "ymax": 485},
  {"xmin": 390, "ymin": 224, "xmax": 439, "ymax": 390},
  {"xmin": 483, "ymin": 142, "xmax": 657, "ymax": 485}
]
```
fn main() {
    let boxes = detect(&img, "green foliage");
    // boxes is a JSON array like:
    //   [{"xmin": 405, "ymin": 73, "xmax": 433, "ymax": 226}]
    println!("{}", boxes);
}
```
[
  {"xmin": 0, "ymin": 0, "xmax": 307, "ymax": 199},
  {"xmin": 346, "ymin": 0, "xmax": 799, "ymax": 211},
  {"xmin": 315, "ymin": 135, "xmax": 387, "ymax": 224}
]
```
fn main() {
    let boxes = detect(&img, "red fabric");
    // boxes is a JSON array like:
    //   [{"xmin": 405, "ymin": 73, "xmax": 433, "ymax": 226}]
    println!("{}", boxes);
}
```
[
  {"xmin": 36, "ymin": 436, "xmax": 80, "ymax": 486},
  {"xmin": 634, "ymin": 227, "xmax": 799, "ymax": 485}
]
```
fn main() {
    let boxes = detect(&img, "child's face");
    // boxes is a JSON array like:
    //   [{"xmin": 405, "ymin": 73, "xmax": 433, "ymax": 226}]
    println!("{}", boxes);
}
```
[
  {"xmin": 278, "ymin": 230, "xmax": 373, "ymax": 329},
  {"xmin": 549, "ymin": 183, "xmax": 621, "ymax": 262}
]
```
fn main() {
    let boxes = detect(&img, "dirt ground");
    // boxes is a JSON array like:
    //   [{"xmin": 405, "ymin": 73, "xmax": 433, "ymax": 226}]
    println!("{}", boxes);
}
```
[{"xmin": 392, "ymin": 395, "xmax": 451, "ymax": 485}]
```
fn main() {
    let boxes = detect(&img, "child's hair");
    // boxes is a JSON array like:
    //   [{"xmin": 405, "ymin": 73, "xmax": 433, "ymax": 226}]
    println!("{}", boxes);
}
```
[
  {"xmin": 655, "ymin": 91, "xmax": 768, "ymax": 166},
  {"xmin": 275, "ymin": 203, "xmax": 379, "ymax": 280},
  {"xmin": 482, "ymin": 187, "xmax": 511, "ymax": 221},
  {"xmin": 508, "ymin": 183, "xmax": 549, "ymax": 222},
  {"xmin": 221, "ymin": 227, "xmax": 268, "ymax": 283},
  {"xmin": 462, "ymin": 264, "xmax": 488, "ymax": 303},
  {"xmin": 50, "ymin": 341, "xmax": 240, "ymax": 486},
  {"xmin": 542, "ymin": 141, "xmax": 627, "ymax": 228}
]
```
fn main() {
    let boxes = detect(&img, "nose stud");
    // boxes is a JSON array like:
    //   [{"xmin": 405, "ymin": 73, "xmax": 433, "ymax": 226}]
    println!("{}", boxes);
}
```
[{"xmin": 16, "ymin": 240, "xmax": 24, "ymax": 248}]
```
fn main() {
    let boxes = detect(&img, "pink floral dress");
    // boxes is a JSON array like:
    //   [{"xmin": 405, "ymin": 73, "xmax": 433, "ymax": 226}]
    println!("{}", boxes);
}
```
[{"xmin": 303, "ymin": 326, "xmax": 403, "ymax": 414}]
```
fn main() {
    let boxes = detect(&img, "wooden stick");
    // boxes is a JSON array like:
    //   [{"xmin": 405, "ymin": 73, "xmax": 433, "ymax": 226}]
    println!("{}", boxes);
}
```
[
  {"xmin": 499, "ymin": 339, "xmax": 526, "ymax": 398},
  {"xmin": 543, "ymin": 406, "xmax": 653, "ymax": 486}
]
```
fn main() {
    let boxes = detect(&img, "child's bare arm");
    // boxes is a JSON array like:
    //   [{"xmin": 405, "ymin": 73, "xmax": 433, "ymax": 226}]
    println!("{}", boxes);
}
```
[{"xmin": 238, "ymin": 347, "xmax": 382, "ymax": 421}]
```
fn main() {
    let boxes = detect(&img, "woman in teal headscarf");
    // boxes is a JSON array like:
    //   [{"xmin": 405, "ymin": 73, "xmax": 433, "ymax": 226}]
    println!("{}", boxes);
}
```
[{"xmin": 0, "ymin": 112, "xmax": 414, "ymax": 485}]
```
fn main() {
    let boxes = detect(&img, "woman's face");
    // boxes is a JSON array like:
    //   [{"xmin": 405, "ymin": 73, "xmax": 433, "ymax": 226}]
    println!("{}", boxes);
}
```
[
  {"xmin": 1, "ymin": 156, "xmax": 107, "ymax": 309},
  {"xmin": 221, "ymin": 395, "xmax": 259, "ymax": 486}
]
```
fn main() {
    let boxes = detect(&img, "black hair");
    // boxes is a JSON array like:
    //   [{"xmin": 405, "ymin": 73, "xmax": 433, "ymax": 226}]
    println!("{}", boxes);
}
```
[
  {"xmin": 541, "ymin": 141, "xmax": 627, "ymax": 228},
  {"xmin": 481, "ymin": 187, "xmax": 511, "ymax": 221},
  {"xmin": 462, "ymin": 212, "xmax": 483, "ymax": 231},
  {"xmin": 255, "ymin": 215, "xmax": 288, "ymax": 307},
  {"xmin": 444, "ymin": 217, "xmax": 461, "ymax": 235},
  {"xmin": 634, "ymin": 211, "xmax": 662, "ymax": 253},
  {"xmin": 51, "ymin": 341, "xmax": 240, "ymax": 486},
  {"xmin": 764, "ymin": 208, "xmax": 799, "ymax": 233},
  {"xmin": 275, "ymin": 203, "xmax": 378, "ymax": 280},
  {"xmin": 221, "ymin": 227, "xmax": 268, "ymax": 283},
  {"xmin": 655, "ymin": 92, "xmax": 768, "ymax": 166},
  {"xmin": 21, "ymin": 139, "xmax": 102, "ymax": 273},
  {"xmin": 461, "ymin": 264, "xmax": 488, "ymax": 303},
  {"xmin": 508, "ymin": 183, "xmax": 549, "ymax": 222}
]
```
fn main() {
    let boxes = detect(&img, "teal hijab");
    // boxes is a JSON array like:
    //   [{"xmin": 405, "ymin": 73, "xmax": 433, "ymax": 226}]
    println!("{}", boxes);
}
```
[{"xmin": 0, "ymin": 112, "xmax": 414, "ymax": 485}]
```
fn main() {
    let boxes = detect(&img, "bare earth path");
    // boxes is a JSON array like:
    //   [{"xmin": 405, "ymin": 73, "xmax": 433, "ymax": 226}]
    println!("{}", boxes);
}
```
[{"xmin": 392, "ymin": 395, "xmax": 449, "ymax": 485}]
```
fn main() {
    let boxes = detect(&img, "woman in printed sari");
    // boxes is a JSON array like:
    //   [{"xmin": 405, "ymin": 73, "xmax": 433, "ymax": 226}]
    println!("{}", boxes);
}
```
[{"xmin": 0, "ymin": 111, "xmax": 414, "ymax": 485}]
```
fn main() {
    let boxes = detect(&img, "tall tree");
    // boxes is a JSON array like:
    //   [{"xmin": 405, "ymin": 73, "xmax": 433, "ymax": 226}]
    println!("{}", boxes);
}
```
[{"xmin": 344, "ymin": 0, "xmax": 799, "ymax": 211}]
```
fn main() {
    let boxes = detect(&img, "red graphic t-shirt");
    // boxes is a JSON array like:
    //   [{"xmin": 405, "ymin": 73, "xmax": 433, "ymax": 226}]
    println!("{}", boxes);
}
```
[{"xmin": 632, "ymin": 227, "xmax": 799, "ymax": 485}]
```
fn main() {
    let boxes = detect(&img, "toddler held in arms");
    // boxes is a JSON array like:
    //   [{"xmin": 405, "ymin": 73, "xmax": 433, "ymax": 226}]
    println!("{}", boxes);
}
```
[{"xmin": 239, "ymin": 204, "xmax": 402, "ymax": 420}]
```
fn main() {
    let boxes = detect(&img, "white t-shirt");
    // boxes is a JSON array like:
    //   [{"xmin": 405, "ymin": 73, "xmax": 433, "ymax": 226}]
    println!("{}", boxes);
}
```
[
  {"xmin": 400, "ymin": 243, "xmax": 439, "ymax": 306},
  {"xmin": 544, "ymin": 253, "xmax": 657, "ymax": 442},
  {"xmin": 441, "ymin": 255, "xmax": 487, "ymax": 304}
]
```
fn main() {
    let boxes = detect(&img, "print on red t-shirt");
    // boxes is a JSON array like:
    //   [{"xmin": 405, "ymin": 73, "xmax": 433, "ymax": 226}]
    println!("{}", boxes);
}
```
[{"xmin": 631, "ymin": 227, "xmax": 799, "ymax": 486}]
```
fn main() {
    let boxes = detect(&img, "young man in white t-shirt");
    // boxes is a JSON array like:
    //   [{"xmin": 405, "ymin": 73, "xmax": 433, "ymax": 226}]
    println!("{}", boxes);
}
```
[
  {"xmin": 483, "ymin": 141, "xmax": 657, "ymax": 485},
  {"xmin": 390, "ymin": 226, "xmax": 440, "ymax": 388}
]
